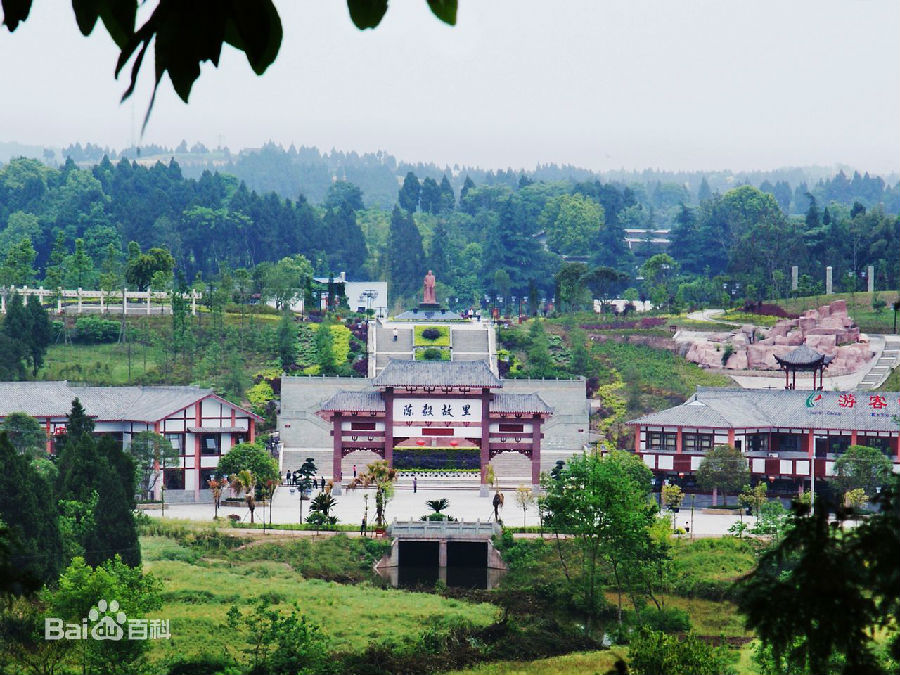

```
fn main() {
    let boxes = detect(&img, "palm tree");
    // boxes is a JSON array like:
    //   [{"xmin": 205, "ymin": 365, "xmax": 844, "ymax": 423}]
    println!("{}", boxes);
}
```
[
  {"xmin": 307, "ymin": 492, "xmax": 338, "ymax": 534},
  {"xmin": 207, "ymin": 477, "xmax": 226, "ymax": 520},
  {"xmin": 229, "ymin": 469, "xmax": 257, "ymax": 523},
  {"xmin": 348, "ymin": 460, "xmax": 396, "ymax": 528},
  {"xmin": 425, "ymin": 498, "xmax": 450, "ymax": 520}
]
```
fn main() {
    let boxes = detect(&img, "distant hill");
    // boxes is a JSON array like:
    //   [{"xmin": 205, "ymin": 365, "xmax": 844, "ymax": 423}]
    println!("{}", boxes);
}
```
[{"xmin": 7, "ymin": 140, "xmax": 895, "ymax": 212}]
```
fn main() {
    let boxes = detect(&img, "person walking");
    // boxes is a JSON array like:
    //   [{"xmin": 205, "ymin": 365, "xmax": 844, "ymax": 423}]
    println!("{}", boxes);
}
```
[
  {"xmin": 392, "ymin": 327, "xmax": 398, "ymax": 342},
  {"xmin": 353, "ymin": 464, "xmax": 357, "ymax": 478},
  {"xmin": 413, "ymin": 475, "xmax": 417, "ymax": 493}
]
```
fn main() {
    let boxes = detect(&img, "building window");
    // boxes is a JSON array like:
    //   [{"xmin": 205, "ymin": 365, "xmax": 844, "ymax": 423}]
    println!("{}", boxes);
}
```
[
  {"xmin": 829, "ymin": 437, "xmax": 851, "ymax": 455},
  {"xmin": 858, "ymin": 437, "xmax": 893, "ymax": 457},
  {"xmin": 199, "ymin": 468, "xmax": 217, "ymax": 488},
  {"xmin": 201, "ymin": 434, "xmax": 220, "ymax": 455},
  {"xmin": 683, "ymin": 433, "xmax": 712, "ymax": 452},
  {"xmin": 648, "ymin": 432, "xmax": 677, "ymax": 451},
  {"xmin": 165, "ymin": 433, "xmax": 184, "ymax": 454},
  {"xmin": 163, "ymin": 469, "xmax": 185, "ymax": 490},
  {"xmin": 774, "ymin": 434, "xmax": 800, "ymax": 452},
  {"xmin": 747, "ymin": 434, "xmax": 769, "ymax": 453}
]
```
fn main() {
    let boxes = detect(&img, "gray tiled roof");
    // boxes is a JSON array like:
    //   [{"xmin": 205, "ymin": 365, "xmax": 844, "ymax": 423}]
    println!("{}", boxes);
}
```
[
  {"xmin": 319, "ymin": 391, "xmax": 385, "ymax": 413},
  {"xmin": 629, "ymin": 387, "xmax": 900, "ymax": 433},
  {"xmin": 774, "ymin": 345, "xmax": 834, "ymax": 367},
  {"xmin": 490, "ymin": 393, "xmax": 552, "ymax": 415},
  {"xmin": 0, "ymin": 381, "xmax": 247, "ymax": 422},
  {"xmin": 373, "ymin": 360, "xmax": 502, "ymax": 389}
]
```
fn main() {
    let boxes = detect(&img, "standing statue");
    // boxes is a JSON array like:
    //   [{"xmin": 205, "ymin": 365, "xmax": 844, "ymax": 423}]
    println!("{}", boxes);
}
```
[{"xmin": 423, "ymin": 270, "xmax": 437, "ymax": 304}]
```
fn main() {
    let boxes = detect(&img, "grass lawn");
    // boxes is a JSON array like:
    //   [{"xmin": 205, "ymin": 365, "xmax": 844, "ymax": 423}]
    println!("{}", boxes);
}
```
[
  {"xmin": 415, "ymin": 324, "xmax": 451, "ymax": 347},
  {"xmin": 877, "ymin": 365, "xmax": 900, "ymax": 391},
  {"xmin": 591, "ymin": 340, "xmax": 734, "ymax": 416},
  {"xmin": 720, "ymin": 310, "xmax": 780, "ymax": 327},
  {"xmin": 775, "ymin": 291, "xmax": 900, "ymax": 334},
  {"xmin": 41, "ymin": 342, "xmax": 159, "ymax": 384},
  {"xmin": 415, "ymin": 346, "xmax": 452, "ymax": 360},
  {"xmin": 442, "ymin": 649, "xmax": 627, "ymax": 675},
  {"xmin": 142, "ymin": 535, "xmax": 499, "ymax": 668}
]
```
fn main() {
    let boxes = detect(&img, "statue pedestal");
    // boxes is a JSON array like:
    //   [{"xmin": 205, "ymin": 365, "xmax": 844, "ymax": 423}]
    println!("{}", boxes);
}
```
[{"xmin": 418, "ymin": 302, "xmax": 441, "ymax": 311}]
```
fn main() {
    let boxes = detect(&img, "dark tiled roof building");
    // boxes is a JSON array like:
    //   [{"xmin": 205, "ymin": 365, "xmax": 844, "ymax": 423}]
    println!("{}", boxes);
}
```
[
  {"xmin": 316, "ymin": 360, "xmax": 553, "ymax": 491},
  {"xmin": 629, "ymin": 388, "xmax": 900, "ymax": 488}
]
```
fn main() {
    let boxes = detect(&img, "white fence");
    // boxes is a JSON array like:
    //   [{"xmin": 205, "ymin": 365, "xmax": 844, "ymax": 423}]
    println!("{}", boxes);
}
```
[{"xmin": 0, "ymin": 286, "xmax": 202, "ymax": 316}]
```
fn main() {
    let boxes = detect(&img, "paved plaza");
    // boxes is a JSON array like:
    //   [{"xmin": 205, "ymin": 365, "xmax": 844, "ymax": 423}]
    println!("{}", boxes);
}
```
[{"xmin": 144, "ymin": 484, "xmax": 748, "ymax": 537}]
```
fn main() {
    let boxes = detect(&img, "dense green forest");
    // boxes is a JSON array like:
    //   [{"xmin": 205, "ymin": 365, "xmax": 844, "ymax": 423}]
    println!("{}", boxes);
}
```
[{"xmin": 1, "ymin": 148, "xmax": 898, "ymax": 312}]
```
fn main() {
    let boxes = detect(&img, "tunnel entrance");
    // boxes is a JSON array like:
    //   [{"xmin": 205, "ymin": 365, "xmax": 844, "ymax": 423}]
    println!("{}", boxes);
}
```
[
  {"xmin": 446, "ymin": 541, "xmax": 487, "ymax": 567},
  {"xmin": 398, "ymin": 540, "xmax": 439, "ymax": 566}
]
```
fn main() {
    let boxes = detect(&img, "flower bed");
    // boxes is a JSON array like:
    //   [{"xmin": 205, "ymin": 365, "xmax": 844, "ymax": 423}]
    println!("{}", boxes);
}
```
[
  {"xmin": 414, "ymin": 346, "xmax": 451, "ymax": 361},
  {"xmin": 413, "ymin": 325, "xmax": 451, "ymax": 347}
]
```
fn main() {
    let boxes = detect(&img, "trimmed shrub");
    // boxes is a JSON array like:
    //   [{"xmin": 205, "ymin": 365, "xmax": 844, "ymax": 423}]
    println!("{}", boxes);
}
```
[{"xmin": 72, "ymin": 316, "xmax": 120, "ymax": 343}]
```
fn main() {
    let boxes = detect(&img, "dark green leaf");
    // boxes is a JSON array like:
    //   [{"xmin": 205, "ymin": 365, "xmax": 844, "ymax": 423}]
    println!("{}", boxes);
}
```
[
  {"xmin": 224, "ymin": 0, "xmax": 282, "ymax": 75},
  {"xmin": 427, "ymin": 0, "xmax": 456, "ymax": 26},
  {"xmin": 346, "ymin": 0, "xmax": 388, "ymax": 30},
  {"xmin": 72, "ymin": 0, "xmax": 102, "ymax": 36},
  {"xmin": 98, "ymin": 0, "xmax": 137, "ymax": 47},
  {"xmin": 1, "ymin": 0, "xmax": 32, "ymax": 31}
]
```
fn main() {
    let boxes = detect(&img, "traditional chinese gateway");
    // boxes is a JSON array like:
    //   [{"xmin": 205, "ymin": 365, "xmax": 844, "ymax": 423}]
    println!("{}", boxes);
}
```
[
  {"xmin": 316, "ymin": 360, "xmax": 553, "ymax": 494},
  {"xmin": 629, "ymin": 388, "xmax": 900, "ymax": 492}
]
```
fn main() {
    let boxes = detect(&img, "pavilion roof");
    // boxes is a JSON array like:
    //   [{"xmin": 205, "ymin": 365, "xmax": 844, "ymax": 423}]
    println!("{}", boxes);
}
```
[
  {"xmin": 372, "ymin": 360, "xmax": 502, "ymax": 389},
  {"xmin": 774, "ymin": 345, "xmax": 834, "ymax": 368}
]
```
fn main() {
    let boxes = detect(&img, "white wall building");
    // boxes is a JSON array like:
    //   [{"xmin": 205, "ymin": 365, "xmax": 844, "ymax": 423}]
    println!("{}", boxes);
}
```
[{"xmin": 0, "ymin": 382, "xmax": 262, "ymax": 503}]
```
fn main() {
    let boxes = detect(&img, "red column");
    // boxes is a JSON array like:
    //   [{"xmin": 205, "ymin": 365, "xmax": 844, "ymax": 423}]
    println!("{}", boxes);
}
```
[
  {"xmin": 531, "ymin": 417, "xmax": 542, "ymax": 486},
  {"xmin": 728, "ymin": 429, "xmax": 735, "ymax": 447},
  {"xmin": 194, "ymin": 403, "xmax": 202, "ymax": 500},
  {"xmin": 248, "ymin": 418, "xmax": 255, "ymax": 443},
  {"xmin": 675, "ymin": 427, "xmax": 683, "ymax": 454},
  {"xmin": 44, "ymin": 418, "xmax": 52, "ymax": 454},
  {"xmin": 480, "ymin": 389, "xmax": 491, "ymax": 490},
  {"xmin": 332, "ymin": 413, "xmax": 343, "ymax": 484},
  {"xmin": 634, "ymin": 425, "xmax": 641, "ymax": 452},
  {"xmin": 850, "ymin": 430, "xmax": 857, "ymax": 446},
  {"xmin": 383, "ymin": 388, "xmax": 394, "ymax": 467},
  {"xmin": 894, "ymin": 434, "xmax": 899, "ymax": 462}
]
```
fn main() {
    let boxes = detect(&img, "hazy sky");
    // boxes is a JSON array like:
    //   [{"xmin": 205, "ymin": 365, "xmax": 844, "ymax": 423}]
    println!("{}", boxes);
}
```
[{"xmin": 1, "ymin": 1, "xmax": 898, "ymax": 173}]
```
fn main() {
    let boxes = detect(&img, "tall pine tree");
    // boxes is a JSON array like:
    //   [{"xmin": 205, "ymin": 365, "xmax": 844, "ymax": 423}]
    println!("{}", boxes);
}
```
[
  {"xmin": 398, "ymin": 172, "xmax": 421, "ymax": 213},
  {"xmin": 57, "ymin": 401, "xmax": 141, "ymax": 568},
  {"xmin": 0, "ymin": 433, "xmax": 64, "ymax": 590},
  {"xmin": 386, "ymin": 206, "xmax": 425, "ymax": 299}
]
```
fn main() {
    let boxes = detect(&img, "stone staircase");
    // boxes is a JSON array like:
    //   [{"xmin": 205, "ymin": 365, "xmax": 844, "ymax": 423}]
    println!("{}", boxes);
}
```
[
  {"xmin": 374, "ymin": 324, "xmax": 414, "ymax": 375},
  {"xmin": 450, "ymin": 327, "xmax": 491, "ymax": 365},
  {"xmin": 858, "ymin": 335, "xmax": 900, "ymax": 389}
]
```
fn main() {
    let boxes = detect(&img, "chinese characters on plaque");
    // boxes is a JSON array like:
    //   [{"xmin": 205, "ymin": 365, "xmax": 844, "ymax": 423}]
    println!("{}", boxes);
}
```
[{"xmin": 392, "ymin": 398, "xmax": 482, "ymax": 423}]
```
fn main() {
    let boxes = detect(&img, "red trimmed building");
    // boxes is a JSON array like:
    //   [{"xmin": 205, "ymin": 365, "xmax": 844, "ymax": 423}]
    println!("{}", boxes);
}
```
[
  {"xmin": 629, "ymin": 387, "xmax": 900, "ymax": 491},
  {"xmin": 316, "ymin": 360, "xmax": 552, "ymax": 493},
  {"xmin": 0, "ymin": 382, "xmax": 262, "ymax": 502}
]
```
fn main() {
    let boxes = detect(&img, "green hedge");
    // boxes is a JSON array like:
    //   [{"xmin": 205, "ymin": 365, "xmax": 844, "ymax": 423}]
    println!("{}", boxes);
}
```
[{"xmin": 72, "ymin": 316, "xmax": 120, "ymax": 343}]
